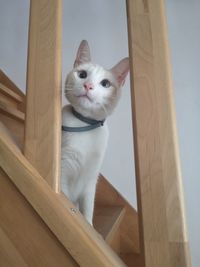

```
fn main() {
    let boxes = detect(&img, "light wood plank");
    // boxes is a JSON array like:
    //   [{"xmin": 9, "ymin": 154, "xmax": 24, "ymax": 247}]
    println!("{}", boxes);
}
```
[
  {"xmin": 0, "ymin": 76, "xmax": 25, "ymax": 149},
  {"xmin": 126, "ymin": 0, "xmax": 191, "ymax": 266},
  {"xmin": 0, "ymin": 69, "xmax": 25, "ymax": 112},
  {"xmin": 0, "ymin": 92, "xmax": 19, "ymax": 110},
  {"xmin": 0, "ymin": 100, "xmax": 25, "ymax": 122},
  {"xmin": 94, "ymin": 206, "xmax": 125, "ymax": 242},
  {"xmin": 0, "ymin": 123, "xmax": 126, "ymax": 267},
  {"xmin": 0, "ymin": 168, "xmax": 77, "ymax": 267},
  {"xmin": 95, "ymin": 175, "xmax": 140, "ymax": 254},
  {"xmin": 109, "ymin": 230, "xmax": 121, "ymax": 255},
  {"xmin": 0, "ymin": 82, "xmax": 24, "ymax": 103},
  {"xmin": 0, "ymin": 113, "xmax": 24, "ymax": 150},
  {"xmin": 0, "ymin": 70, "xmax": 25, "ymax": 99},
  {"xmin": 24, "ymin": 0, "xmax": 62, "ymax": 192},
  {"xmin": 0, "ymin": 228, "xmax": 27, "ymax": 267},
  {"xmin": 120, "ymin": 253, "xmax": 143, "ymax": 267}
]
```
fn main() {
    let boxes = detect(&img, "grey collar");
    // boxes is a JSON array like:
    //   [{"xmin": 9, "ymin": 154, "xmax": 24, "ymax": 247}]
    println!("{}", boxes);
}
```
[{"xmin": 62, "ymin": 107, "xmax": 105, "ymax": 132}]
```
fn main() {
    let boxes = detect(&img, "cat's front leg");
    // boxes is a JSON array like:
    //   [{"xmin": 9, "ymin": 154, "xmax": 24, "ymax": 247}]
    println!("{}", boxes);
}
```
[{"xmin": 79, "ymin": 179, "xmax": 97, "ymax": 225}]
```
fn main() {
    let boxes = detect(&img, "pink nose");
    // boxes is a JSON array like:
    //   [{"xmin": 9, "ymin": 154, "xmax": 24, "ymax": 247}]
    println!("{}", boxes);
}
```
[{"xmin": 84, "ymin": 82, "xmax": 93, "ymax": 91}]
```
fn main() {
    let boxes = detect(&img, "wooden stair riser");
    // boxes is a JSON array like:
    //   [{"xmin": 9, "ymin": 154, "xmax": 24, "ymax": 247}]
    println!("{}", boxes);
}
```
[{"xmin": 95, "ymin": 176, "xmax": 140, "ymax": 255}]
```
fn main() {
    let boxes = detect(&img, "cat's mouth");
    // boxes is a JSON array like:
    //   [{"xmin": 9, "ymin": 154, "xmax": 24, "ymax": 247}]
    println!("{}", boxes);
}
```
[{"xmin": 77, "ymin": 94, "xmax": 93, "ymax": 102}]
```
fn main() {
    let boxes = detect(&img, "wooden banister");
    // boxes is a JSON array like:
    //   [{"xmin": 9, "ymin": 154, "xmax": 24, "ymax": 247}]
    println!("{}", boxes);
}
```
[
  {"xmin": 24, "ymin": 0, "xmax": 62, "ymax": 192},
  {"xmin": 126, "ymin": 0, "xmax": 191, "ymax": 266}
]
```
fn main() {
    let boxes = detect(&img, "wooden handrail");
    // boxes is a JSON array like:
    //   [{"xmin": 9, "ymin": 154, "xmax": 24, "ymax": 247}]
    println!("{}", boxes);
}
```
[
  {"xmin": 126, "ymin": 0, "xmax": 191, "ymax": 266},
  {"xmin": 0, "ymin": 122, "xmax": 126, "ymax": 267}
]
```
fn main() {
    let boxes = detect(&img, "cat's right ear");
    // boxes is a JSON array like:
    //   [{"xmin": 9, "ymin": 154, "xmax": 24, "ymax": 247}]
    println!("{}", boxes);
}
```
[
  {"xmin": 110, "ymin": 57, "xmax": 130, "ymax": 87},
  {"xmin": 74, "ymin": 40, "xmax": 91, "ymax": 68}
]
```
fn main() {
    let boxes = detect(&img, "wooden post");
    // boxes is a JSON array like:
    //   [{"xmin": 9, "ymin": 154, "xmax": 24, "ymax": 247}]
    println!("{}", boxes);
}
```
[
  {"xmin": 24, "ymin": 0, "xmax": 62, "ymax": 192},
  {"xmin": 126, "ymin": 0, "xmax": 191, "ymax": 266}
]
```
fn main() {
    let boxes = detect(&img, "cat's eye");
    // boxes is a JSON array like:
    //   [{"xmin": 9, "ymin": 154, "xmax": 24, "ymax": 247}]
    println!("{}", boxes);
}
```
[
  {"xmin": 100, "ymin": 79, "xmax": 111, "ymax": 88},
  {"xmin": 78, "ymin": 70, "xmax": 87, "ymax": 79}
]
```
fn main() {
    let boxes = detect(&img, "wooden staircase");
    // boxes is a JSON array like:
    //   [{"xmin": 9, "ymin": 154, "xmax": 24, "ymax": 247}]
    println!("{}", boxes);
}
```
[
  {"xmin": 0, "ymin": 69, "xmax": 140, "ymax": 266},
  {"xmin": 0, "ymin": 0, "xmax": 191, "ymax": 266}
]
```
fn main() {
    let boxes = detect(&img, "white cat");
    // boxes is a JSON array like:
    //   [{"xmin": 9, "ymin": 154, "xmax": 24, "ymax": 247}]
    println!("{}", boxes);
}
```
[{"xmin": 61, "ymin": 40, "xmax": 129, "ymax": 225}]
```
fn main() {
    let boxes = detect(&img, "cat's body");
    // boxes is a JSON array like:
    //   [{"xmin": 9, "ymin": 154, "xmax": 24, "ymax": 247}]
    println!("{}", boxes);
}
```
[
  {"xmin": 61, "ymin": 41, "xmax": 129, "ymax": 225},
  {"xmin": 61, "ymin": 105, "xmax": 108, "ymax": 224}
]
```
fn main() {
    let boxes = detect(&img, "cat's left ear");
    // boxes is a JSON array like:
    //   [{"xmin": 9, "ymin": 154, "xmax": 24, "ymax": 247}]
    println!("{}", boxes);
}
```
[
  {"xmin": 110, "ymin": 58, "xmax": 130, "ymax": 86},
  {"xmin": 74, "ymin": 40, "xmax": 91, "ymax": 68}
]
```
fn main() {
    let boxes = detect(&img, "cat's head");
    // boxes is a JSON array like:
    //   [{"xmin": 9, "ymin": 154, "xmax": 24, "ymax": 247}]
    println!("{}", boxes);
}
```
[{"xmin": 65, "ymin": 40, "xmax": 129, "ymax": 120}]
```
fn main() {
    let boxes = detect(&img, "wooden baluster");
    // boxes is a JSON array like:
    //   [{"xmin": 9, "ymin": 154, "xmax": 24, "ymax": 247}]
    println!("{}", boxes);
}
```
[
  {"xmin": 24, "ymin": 0, "xmax": 62, "ymax": 192},
  {"xmin": 126, "ymin": 0, "xmax": 191, "ymax": 266}
]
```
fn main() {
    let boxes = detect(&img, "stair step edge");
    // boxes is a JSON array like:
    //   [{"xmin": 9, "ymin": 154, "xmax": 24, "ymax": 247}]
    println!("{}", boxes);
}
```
[{"xmin": 94, "ymin": 206, "xmax": 126, "ymax": 242}]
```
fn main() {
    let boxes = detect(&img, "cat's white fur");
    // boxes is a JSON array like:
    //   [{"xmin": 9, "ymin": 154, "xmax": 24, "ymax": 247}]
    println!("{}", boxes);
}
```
[{"xmin": 61, "ymin": 40, "xmax": 129, "ymax": 224}]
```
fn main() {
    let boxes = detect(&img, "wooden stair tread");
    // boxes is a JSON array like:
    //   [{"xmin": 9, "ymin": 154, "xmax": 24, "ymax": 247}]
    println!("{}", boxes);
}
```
[
  {"xmin": 0, "ymin": 69, "xmax": 25, "ymax": 99},
  {"xmin": 0, "ymin": 99, "xmax": 25, "ymax": 122},
  {"xmin": 0, "ymin": 82, "xmax": 24, "ymax": 103},
  {"xmin": 95, "ymin": 176, "xmax": 140, "ymax": 254},
  {"xmin": 0, "ymin": 70, "xmax": 26, "ymax": 113},
  {"xmin": 94, "ymin": 206, "xmax": 125, "ymax": 241},
  {"xmin": 0, "ymin": 71, "xmax": 25, "ymax": 150}
]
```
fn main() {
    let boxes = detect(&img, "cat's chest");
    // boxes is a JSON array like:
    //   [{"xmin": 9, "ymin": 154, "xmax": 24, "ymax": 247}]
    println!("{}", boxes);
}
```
[{"xmin": 62, "ymin": 128, "xmax": 108, "ymax": 154}]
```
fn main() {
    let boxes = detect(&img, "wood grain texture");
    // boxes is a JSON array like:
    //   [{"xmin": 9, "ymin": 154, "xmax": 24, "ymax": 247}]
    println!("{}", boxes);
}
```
[
  {"xmin": 0, "ymin": 83, "xmax": 23, "ymax": 104},
  {"xmin": 0, "ymin": 114, "xmax": 24, "ymax": 150},
  {"xmin": 0, "ymin": 70, "xmax": 25, "ymax": 112},
  {"xmin": 94, "ymin": 206, "xmax": 125, "ymax": 242},
  {"xmin": 95, "ymin": 176, "xmax": 140, "ymax": 255},
  {"xmin": 0, "ymin": 123, "xmax": 126, "ymax": 267},
  {"xmin": 0, "ymin": 228, "xmax": 27, "ymax": 267},
  {"xmin": 0, "ymin": 92, "xmax": 19, "ymax": 110},
  {"xmin": 120, "ymin": 253, "xmax": 143, "ymax": 267},
  {"xmin": 24, "ymin": 0, "xmax": 62, "ymax": 192},
  {"xmin": 0, "ymin": 169, "xmax": 78, "ymax": 267},
  {"xmin": 0, "ymin": 112, "xmax": 24, "ymax": 150},
  {"xmin": 0, "ymin": 100, "xmax": 25, "ymax": 122},
  {"xmin": 0, "ymin": 83, "xmax": 25, "ymax": 150},
  {"xmin": 126, "ymin": 0, "xmax": 191, "ymax": 266},
  {"xmin": 0, "ymin": 82, "xmax": 24, "ymax": 111}
]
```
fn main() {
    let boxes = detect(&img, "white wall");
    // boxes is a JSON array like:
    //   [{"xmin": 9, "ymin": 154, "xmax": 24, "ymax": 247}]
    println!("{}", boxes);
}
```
[
  {"xmin": 0, "ymin": 0, "xmax": 29, "ymax": 91},
  {"xmin": 0, "ymin": 1, "xmax": 199, "ymax": 266},
  {"xmin": 166, "ymin": 1, "xmax": 200, "ymax": 266}
]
